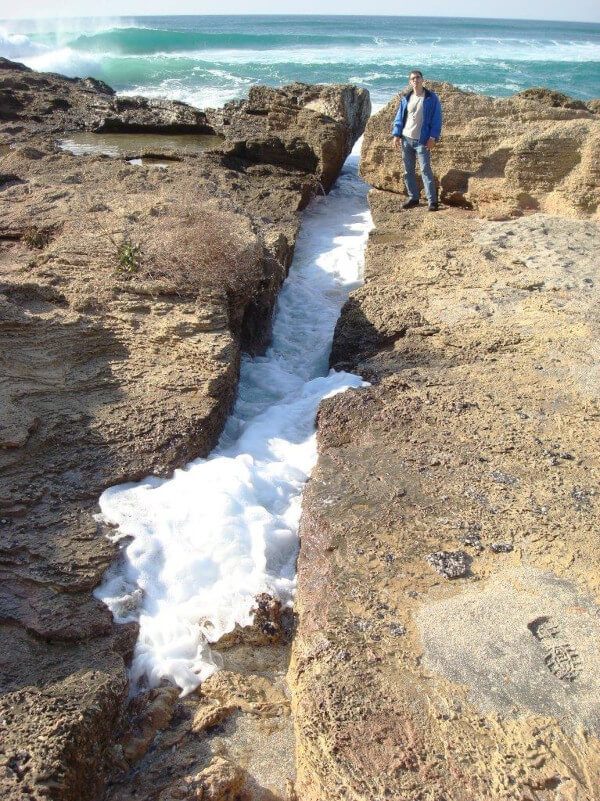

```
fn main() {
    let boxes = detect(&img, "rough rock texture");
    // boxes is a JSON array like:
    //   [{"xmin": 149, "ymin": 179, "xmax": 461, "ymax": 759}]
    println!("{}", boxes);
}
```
[
  {"xmin": 105, "ymin": 633, "xmax": 296, "ymax": 801},
  {"xmin": 206, "ymin": 82, "xmax": 371, "ymax": 191},
  {"xmin": 360, "ymin": 81, "xmax": 600, "ymax": 220},
  {"xmin": 291, "ymin": 186, "xmax": 600, "ymax": 794},
  {"xmin": 0, "ymin": 56, "xmax": 213, "ymax": 135},
  {"xmin": 1, "ymin": 57, "xmax": 369, "ymax": 191},
  {"xmin": 0, "ymin": 60, "xmax": 368, "ymax": 801}
]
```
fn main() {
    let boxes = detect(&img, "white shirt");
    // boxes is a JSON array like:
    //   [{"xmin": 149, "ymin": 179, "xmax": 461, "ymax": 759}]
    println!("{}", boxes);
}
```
[{"xmin": 403, "ymin": 92, "xmax": 424, "ymax": 140}]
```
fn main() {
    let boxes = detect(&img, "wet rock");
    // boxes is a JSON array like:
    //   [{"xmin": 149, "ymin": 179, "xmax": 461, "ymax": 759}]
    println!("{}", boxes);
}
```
[
  {"xmin": 191, "ymin": 702, "xmax": 236, "ymax": 735},
  {"xmin": 252, "ymin": 592, "xmax": 284, "ymax": 641},
  {"xmin": 215, "ymin": 593, "xmax": 285, "ymax": 648},
  {"xmin": 103, "ymin": 644, "xmax": 294, "ymax": 801},
  {"xmin": 159, "ymin": 757, "xmax": 244, "ymax": 801},
  {"xmin": 119, "ymin": 686, "xmax": 181, "ymax": 764},
  {"xmin": 425, "ymin": 550, "xmax": 471, "ymax": 579},
  {"xmin": 0, "ymin": 60, "xmax": 367, "ymax": 801}
]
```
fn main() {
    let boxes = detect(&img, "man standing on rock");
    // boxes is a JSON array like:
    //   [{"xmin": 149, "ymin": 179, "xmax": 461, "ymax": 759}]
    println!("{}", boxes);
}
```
[{"xmin": 392, "ymin": 70, "xmax": 442, "ymax": 211}]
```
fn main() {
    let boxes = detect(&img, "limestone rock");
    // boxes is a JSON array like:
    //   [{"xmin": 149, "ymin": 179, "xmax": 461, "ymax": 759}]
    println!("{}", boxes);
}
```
[
  {"xmin": 159, "ymin": 758, "xmax": 244, "ymax": 801},
  {"xmin": 214, "ymin": 592, "xmax": 286, "ymax": 648},
  {"xmin": 206, "ymin": 82, "xmax": 371, "ymax": 190},
  {"xmin": 0, "ymin": 57, "xmax": 212, "ymax": 136},
  {"xmin": 1, "ymin": 58, "xmax": 370, "ymax": 195},
  {"xmin": 103, "ymin": 642, "xmax": 295, "ymax": 800},
  {"xmin": 120, "ymin": 687, "xmax": 181, "ymax": 764},
  {"xmin": 191, "ymin": 702, "xmax": 236, "ymax": 735},
  {"xmin": 360, "ymin": 81, "xmax": 600, "ymax": 219},
  {"xmin": 0, "ymin": 61, "xmax": 366, "ymax": 800},
  {"xmin": 291, "ymin": 192, "xmax": 600, "ymax": 798}
]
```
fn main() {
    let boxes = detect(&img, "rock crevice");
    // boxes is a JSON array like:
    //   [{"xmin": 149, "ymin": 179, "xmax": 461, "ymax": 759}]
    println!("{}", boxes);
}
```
[{"xmin": 0, "ymin": 60, "xmax": 368, "ymax": 801}]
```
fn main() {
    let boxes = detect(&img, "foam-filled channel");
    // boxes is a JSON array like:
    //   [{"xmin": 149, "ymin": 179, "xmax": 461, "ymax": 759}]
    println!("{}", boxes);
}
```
[{"xmin": 95, "ymin": 148, "xmax": 372, "ymax": 695}]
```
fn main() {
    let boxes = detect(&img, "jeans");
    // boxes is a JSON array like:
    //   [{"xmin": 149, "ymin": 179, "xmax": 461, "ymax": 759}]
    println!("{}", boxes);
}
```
[{"xmin": 402, "ymin": 136, "xmax": 437, "ymax": 203}]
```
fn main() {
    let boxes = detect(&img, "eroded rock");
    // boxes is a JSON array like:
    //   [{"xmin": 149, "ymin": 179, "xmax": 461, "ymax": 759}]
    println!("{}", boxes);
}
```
[
  {"xmin": 0, "ymin": 57, "xmax": 212, "ymax": 136},
  {"xmin": 0, "ymin": 61, "xmax": 367, "ymax": 801},
  {"xmin": 207, "ymin": 82, "xmax": 371, "ymax": 190},
  {"xmin": 104, "ymin": 642, "xmax": 294, "ymax": 801},
  {"xmin": 360, "ymin": 82, "xmax": 600, "ymax": 219},
  {"xmin": 158, "ymin": 758, "xmax": 244, "ymax": 801},
  {"xmin": 120, "ymin": 686, "xmax": 181, "ymax": 764},
  {"xmin": 291, "ymin": 189, "xmax": 600, "ymax": 798}
]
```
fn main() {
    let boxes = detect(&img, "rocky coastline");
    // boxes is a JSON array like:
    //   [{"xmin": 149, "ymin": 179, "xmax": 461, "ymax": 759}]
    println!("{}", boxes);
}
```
[
  {"xmin": 292, "ymin": 84, "xmax": 600, "ymax": 799},
  {"xmin": 2, "ymin": 58, "xmax": 600, "ymax": 801},
  {"xmin": 0, "ymin": 58, "xmax": 369, "ymax": 800}
]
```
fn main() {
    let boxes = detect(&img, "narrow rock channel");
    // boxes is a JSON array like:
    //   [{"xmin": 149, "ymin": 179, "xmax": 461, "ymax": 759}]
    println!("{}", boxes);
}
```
[{"xmin": 96, "ymin": 148, "xmax": 372, "ymax": 705}]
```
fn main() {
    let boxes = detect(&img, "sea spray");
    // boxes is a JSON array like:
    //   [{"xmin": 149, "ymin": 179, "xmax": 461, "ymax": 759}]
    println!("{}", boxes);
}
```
[
  {"xmin": 3, "ymin": 15, "xmax": 599, "ymax": 105},
  {"xmin": 95, "ymin": 148, "xmax": 372, "ymax": 695}
]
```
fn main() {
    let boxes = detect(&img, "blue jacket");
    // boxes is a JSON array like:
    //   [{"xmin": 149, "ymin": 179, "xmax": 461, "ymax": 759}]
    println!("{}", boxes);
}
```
[{"xmin": 392, "ymin": 88, "xmax": 442, "ymax": 145}]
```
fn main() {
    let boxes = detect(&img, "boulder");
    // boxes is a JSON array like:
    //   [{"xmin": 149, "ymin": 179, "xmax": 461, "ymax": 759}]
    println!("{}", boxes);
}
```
[
  {"xmin": 360, "ymin": 81, "xmax": 600, "ymax": 219},
  {"xmin": 206, "ymin": 82, "xmax": 371, "ymax": 190}
]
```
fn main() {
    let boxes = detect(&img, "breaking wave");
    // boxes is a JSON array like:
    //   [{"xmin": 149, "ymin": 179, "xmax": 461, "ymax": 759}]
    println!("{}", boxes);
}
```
[{"xmin": 2, "ymin": 16, "xmax": 599, "ymax": 103}]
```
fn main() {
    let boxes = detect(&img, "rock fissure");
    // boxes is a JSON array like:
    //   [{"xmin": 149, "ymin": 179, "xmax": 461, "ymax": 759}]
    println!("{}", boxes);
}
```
[{"xmin": 0, "ymin": 59, "xmax": 369, "ymax": 801}]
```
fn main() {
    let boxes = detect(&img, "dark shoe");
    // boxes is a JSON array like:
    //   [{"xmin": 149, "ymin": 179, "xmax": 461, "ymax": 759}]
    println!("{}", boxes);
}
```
[
  {"xmin": 428, "ymin": 201, "xmax": 439, "ymax": 211},
  {"xmin": 402, "ymin": 198, "xmax": 419, "ymax": 209}
]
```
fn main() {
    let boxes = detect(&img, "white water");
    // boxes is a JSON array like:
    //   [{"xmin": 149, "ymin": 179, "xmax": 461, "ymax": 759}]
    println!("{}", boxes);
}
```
[{"xmin": 95, "ymin": 147, "xmax": 372, "ymax": 695}]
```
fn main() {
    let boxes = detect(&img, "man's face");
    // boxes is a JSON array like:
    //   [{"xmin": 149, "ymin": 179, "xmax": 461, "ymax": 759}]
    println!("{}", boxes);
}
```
[{"xmin": 409, "ymin": 73, "xmax": 424, "ymax": 91}]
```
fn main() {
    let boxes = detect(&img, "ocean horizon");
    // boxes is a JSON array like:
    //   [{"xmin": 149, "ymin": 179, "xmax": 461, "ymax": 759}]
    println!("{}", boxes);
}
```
[{"xmin": 2, "ymin": 14, "xmax": 599, "ymax": 108}]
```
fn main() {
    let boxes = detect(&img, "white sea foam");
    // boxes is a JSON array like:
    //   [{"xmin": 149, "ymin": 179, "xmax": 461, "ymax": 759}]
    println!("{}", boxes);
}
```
[
  {"xmin": 7, "ymin": 30, "xmax": 599, "ymax": 83},
  {"xmin": 96, "ymin": 150, "xmax": 371, "ymax": 695},
  {"xmin": 119, "ymin": 82, "xmax": 246, "ymax": 110},
  {"xmin": 0, "ymin": 27, "xmax": 105, "ymax": 77},
  {"xmin": 0, "ymin": 27, "xmax": 48, "ymax": 59},
  {"xmin": 120, "ymin": 69, "xmax": 253, "ymax": 109},
  {"xmin": 349, "ymin": 72, "xmax": 392, "ymax": 83},
  {"xmin": 154, "ymin": 39, "xmax": 600, "ymax": 66},
  {"xmin": 22, "ymin": 47, "xmax": 104, "ymax": 78},
  {"xmin": 0, "ymin": 18, "xmax": 132, "ymax": 77}
]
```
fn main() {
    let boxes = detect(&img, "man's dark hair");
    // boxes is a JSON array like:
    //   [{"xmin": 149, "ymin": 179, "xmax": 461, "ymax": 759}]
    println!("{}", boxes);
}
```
[{"xmin": 409, "ymin": 70, "xmax": 423, "ymax": 78}]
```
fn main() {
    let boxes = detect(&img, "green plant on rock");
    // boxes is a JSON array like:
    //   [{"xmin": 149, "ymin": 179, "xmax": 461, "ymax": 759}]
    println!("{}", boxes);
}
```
[{"xmin": 116, "ymin": 240, "xmax": 142, "ymax": 274}]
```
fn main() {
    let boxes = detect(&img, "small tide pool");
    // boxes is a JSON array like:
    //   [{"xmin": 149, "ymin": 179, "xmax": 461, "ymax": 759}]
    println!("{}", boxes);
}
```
[{"xmin": 57, "ymin": 131, "xmax": 224, "ymax": 158}]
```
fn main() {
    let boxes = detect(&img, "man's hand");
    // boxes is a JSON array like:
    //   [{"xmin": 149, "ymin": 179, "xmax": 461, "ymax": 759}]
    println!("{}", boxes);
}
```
[
  {"xmin": 426, "ymin": 137, "xmax": 436, "ymax": 150},
  {"xmin": 393, "ymin": 136, "xmax": 401, "ymax": 149}
]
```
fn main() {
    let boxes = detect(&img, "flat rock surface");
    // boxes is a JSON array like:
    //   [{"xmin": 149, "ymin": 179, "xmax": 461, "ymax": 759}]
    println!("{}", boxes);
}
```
[{"xmin": 291, "ymin": 195, "xmax": 600, "ymax": 799}]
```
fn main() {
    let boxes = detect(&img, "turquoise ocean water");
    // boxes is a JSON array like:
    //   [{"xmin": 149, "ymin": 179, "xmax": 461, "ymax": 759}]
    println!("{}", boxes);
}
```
[{"xmin": 1, "ymin": 15, "xmax": 599, "ymax": 108}]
